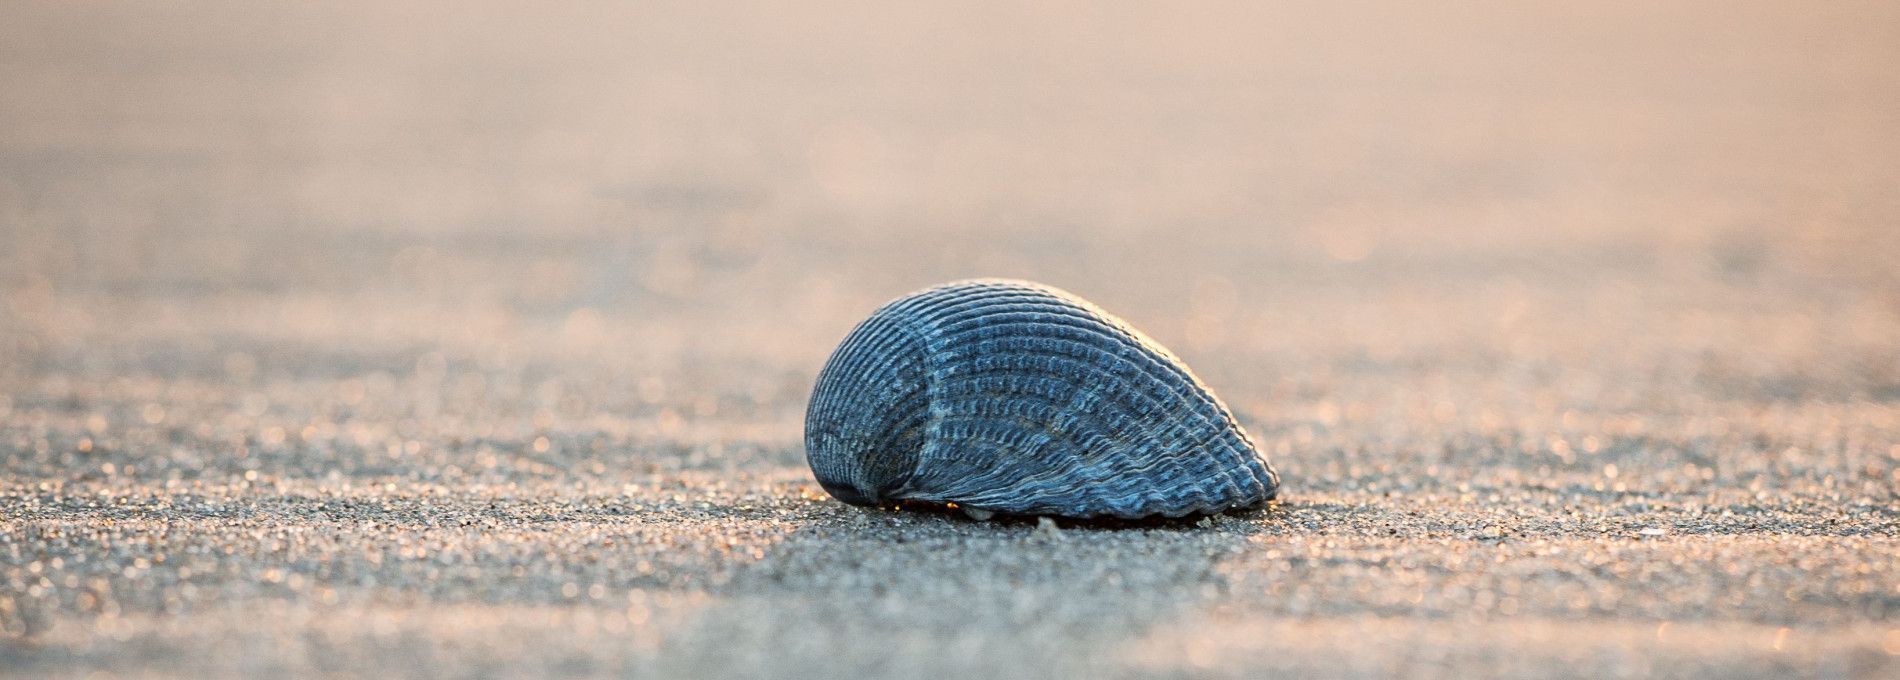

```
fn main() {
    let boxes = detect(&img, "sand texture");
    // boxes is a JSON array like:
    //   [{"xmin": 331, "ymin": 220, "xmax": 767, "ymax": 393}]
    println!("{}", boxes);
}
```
[{"xmin": 3, "ymin": 2, "xmax": 1898, "ymax": 677}]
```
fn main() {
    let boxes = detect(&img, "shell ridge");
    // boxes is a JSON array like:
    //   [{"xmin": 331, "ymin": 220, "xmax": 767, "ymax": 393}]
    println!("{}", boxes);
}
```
[
  {"xmin": 914, "ymin": 296, "xmax": 1200, "ymax": 513},
  {"xmin": 915, "ymin": 385, "xmax": 1250, "ymax": 516},
  {"xmin": 914, "ymin": 394, "xmax": 1129, "ymax": 507},
  {"xmin": 920, "ymin": 283, "xmax": 1270, "ymax": 514},
  {"xmin": 937, "ymin": 315, "xmax": 1269, "ymax": 504},
  {"xmin": 920, "ymin": 366, "xmax": 1204, "ymax": 511},
  {"xmin": 907, "ymin": 297, "xmax": 1154, "ymax": 511}
]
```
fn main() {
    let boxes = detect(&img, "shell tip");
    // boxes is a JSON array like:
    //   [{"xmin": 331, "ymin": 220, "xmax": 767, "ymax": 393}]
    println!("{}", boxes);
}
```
[{"xmin": 961, "ymin": 506, "xmax": 996, "ymax": 521}]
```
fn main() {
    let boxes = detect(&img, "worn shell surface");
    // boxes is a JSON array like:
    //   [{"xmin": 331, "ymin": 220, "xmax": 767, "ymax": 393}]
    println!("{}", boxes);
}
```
[{"xmin": 804, "ymin": 279, "xmax": 1279, "ymax": 519}]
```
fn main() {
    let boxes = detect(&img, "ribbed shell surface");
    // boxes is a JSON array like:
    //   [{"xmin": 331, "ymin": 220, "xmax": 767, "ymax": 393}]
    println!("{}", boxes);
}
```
[{"xmin": 804, "ymin": 279, "xmax": 1280, "ymax": 519}]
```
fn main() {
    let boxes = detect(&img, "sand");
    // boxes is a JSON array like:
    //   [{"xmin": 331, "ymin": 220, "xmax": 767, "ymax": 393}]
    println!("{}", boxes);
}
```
[{"xmin": 2, "ymin": 2, "xmax": 1897, "ymax": 677}]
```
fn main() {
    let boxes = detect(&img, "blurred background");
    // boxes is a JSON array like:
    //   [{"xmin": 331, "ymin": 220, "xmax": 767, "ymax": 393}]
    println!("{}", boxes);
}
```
[{"xmin": 2, "ymin": 0, "xmax": 1897, "ymax": 480}]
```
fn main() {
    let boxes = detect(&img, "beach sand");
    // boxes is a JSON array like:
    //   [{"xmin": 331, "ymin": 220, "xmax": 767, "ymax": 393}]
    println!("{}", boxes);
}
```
[{"xmin": 3, "ymin": 2, "xmax": 1897, "ymax": 677}]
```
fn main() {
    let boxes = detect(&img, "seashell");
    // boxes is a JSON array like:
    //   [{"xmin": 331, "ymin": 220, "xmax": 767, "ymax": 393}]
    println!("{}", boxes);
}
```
[{"xmin": 804, "ymin": 279, "xmax": 1280, "ymax": 519}]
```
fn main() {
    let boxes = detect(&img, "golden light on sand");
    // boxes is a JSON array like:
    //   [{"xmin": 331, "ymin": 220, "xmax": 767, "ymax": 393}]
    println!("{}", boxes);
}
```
[{"xmin": 2, "ymin": 1, "xmax": 1896, "ymax": 676}]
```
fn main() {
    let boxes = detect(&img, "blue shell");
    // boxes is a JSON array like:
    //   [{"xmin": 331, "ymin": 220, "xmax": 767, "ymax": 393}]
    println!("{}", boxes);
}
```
[{"xmin": 804, "ymin": 279, "xmax": 1279, "ymax": 519}]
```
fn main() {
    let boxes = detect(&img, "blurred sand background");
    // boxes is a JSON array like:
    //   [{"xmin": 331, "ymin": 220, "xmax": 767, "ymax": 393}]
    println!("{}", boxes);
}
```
[{"xmin": 2, "ymin": 1, "xmax": 1898, "ymax": 677}]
